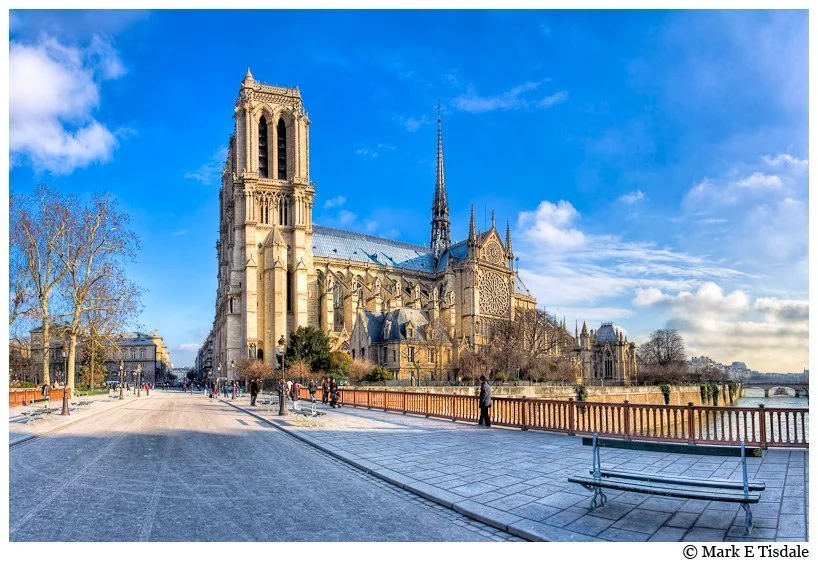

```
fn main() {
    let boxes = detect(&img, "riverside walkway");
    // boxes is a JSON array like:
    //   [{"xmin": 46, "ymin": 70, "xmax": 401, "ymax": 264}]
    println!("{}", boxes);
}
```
[{"xmin": 228, "ymin": 395, "xmax": 808, "ymax": 542}]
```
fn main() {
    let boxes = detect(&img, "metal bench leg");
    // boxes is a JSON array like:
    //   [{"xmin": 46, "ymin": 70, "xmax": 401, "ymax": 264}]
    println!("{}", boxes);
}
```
[{"xmin": 742, "ymin": 503, "xmax": 753, "ymax": 536}]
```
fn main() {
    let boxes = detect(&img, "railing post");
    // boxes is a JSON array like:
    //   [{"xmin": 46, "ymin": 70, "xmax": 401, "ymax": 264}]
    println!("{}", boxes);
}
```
[
  {"xmin": 451, "ymin": 391, "xmax": 456, "ymax": 422},
  {"xmin": 686, "ymin": 402, "xmax": 696, "ymax": 445},
  {"xmin": 521, "ymin": 396, "xmax": 528, "ymax": 431},
  {"xmin": 367, "ymin": 389, "xmax": 371, "ymax": 409},
  {"xmin": 352, "ymin": 387, "xmax": 357, "ymax": 408},
  {"xmin": 567, "ymin": 398, "xmax": 575, "ymax": 436},
  {"xmin": 623, "ymin": 400, "xmax": 630, "ymax": 439},
  {"xmin": 402, "ymin": 390, "xmax": 407, "ymax": 414},
  {"xmin": 425, "ymin": 390, "xmax": 430, "ymax": 417},
  {"xmin": 384, "ymin": 391, "xmax": 388, "ymax": 412},
  {"xmin": 758, "ymin": 404, "xmax": 767, "ymax": 448}
]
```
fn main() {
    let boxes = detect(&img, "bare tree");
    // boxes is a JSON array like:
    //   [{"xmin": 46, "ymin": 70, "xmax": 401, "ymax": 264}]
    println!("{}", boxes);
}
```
[
  {"xmin": 637, "ymin": 329, "xmax": 688, "ymax": 384},
  {"xmin": 458, "ymin": 348, "xmax": 489, "ymax": 386},
  {"xmin": 52, "ymin": 193, "xmax": 142, "ymax": 397},
  {"xmin": 10, "ymin": 186, "xmax": 71, "ymax": 386}
]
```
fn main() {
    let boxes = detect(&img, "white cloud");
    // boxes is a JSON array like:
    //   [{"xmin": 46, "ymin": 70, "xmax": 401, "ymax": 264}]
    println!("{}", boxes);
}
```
[
  {"xmin": 762, "ymin": 153, "xmax": 808, "ymax": 169},
  {"xmin": 537, "ymin": 90, "xmax": 568, "ymax": 108},
  {"xmin": 172, "ymin": 230, "xmax": 189, "ymax": 237},
  {"xmin": 177, "ymin": 343, "xmax": 201, "ymax": 352},
  {"xmin": 356, "ymin": 148, "xmax": 378, "ymax": 158},
  {"xmin": 452, "ymin": 81, "xmax": 543, "ymax": 113},
  {"xmin": 633, "ymin": 282, "xmax": 749, "ymax": 317},
  {"xmin": 618, "ymin": 190, "xmax": 645, "ymax": 205},
  {"xmin": 736, "ymin": 172, "xmax": 783, "ymax": 190},
  {"xmin": 10, "ymin": 35, "xmax": 125, "ymax": 174},
  {"xmin": 397, "ymin": 115, "xmax": 430, "ymax": 132},
  {"xmin": 753, "ymin": 297, "xmax": 809, "ymax": 322},
  {"xmin": 337, "ymin": 210, "xmax": 357, "ymax": 226},
  {"xmin": 323, "ymin": 195, "xmax": 347, "ymax": 210},
  {"xmin": 518, "ymin": 200, "xmax": 586, "ymax": 249},
  {"xmin": 184, "ymin": 147, "xmax": 227, "ymax": 186}
]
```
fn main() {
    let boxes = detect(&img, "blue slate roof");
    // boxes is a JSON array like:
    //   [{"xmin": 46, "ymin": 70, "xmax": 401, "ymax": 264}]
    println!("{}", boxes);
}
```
[
  {"xmin": 312, "ymin": 225, "xmax": 436, "ymax": 272},
  {"xmin": 359, "ymin": 308, "xmax": 432, "ymax": 344}
]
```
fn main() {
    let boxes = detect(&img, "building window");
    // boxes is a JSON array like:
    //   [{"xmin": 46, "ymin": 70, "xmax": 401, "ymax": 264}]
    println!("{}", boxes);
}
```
[
  {"xmin": 604, "ymin": 351, "xmax": 613, "ymax": 378},
  {"xmin": 407, "ymin": 346, "xmax": 415, "ymax": 363},
  {"xmin": 391, "ymin": 349, "xmax": 396, "ymax": 363},
  {"xmin": 258, "ymin": 116, "xmax": 268, "ymax": 178},
  {"xmin": 333, "ymin": 279, "xmax": 344, "ymax": 332},
  {"xmin": 381, "ymin": 347, "xmax": 387, "ymax": 364},
  {"xmin": 287, "ymin": 270, "xmax": 293, "ymax": 313},
  {"xmin": 351, "ymin": 349, "xmax": 356, "ymax": 360},
  {"xmin": 279, "ymin": 197, "xmax": 289, "ymax": 226},
  {"xmin": 277, "ymin": 118, "xmax": 287, "ymax": 180},
  {"xmin": 140, "ymin": 348, "xmax": 145, "ymax": 360},
  {"xmin": 428, "ymin": 350, "xmax": 435, "ymax": 364},
  {"xmin": 407, "ymin": 326, "xmax": 414, "ymax": 339},
  {"xmin": 360, "ymin": 348, "xmax": 365, "ymax": 360}
]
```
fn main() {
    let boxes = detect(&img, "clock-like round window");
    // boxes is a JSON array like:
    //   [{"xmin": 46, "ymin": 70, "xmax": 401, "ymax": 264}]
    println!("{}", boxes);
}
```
[{"xmin": 485, "ymin": 242, "xmax": 505, "ymax": 265}]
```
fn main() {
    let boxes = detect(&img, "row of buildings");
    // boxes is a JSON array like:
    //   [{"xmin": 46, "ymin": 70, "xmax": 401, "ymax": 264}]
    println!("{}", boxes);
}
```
[
  {"xmin": 687, "ymin": 356, "xmax": 808, "ymax": 383},
  {"xmin": 195, "ymin": 71, "xmax": 639, "ymax": 386},
  {"xmin": 13, "ymin": 326, "xmax": 173, "ymax": 387}
]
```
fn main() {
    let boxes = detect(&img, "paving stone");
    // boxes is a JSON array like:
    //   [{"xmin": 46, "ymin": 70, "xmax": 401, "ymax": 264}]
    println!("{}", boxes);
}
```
[
  {"xmin": 545, "ymin": 506, "xmax": 588, "ymax": 527},
  {"xmin": 638, "ymin": 495, "xmax": 686, "ymax": 512},
  {"xmin": 780, "ymin": 497, "xmax": 805, "ymax": 514},
  {"xmin": 598, "ymin": 527, "xmax": 651, "ymax": 542},
  {"xmin": 564, "ymin": 514, "xmax": 614, "ymax": 536},
  {"xmin": 450, "ymin": 482, "xmax": 498, "ymax": 497},
  {"xmin": 588, "ymin": 501, "xmax": 634, "ymax": 522},
  {"xmin": 612, "ymin": 508, "xmax": 671, "ymax": 535},
  {"xmin": 452, "ymin": 499, "xmax": 521, "ymax": 531},
  {"xmin": 776, "ymin": 513, "xmax": 806, "ymax": 538},
  {"xmin": 483, "ymin": 474, "xmax": 523, "ymax": 488},
  {"xmin": 695, "ymin": 509, "xmax": 737, "ymax": 530},
  {"xmin": 496, "ymin": 482, "xmax": 533, "ymax": 496},
  {"xmin": 487, "ymin": 493, "xmax": 538, "ymax": 511},
  {"xmin": 536, "ymin": 491, "xmax": 587, "ymax": 509},
  {"xmin": 682, "ymin": 528, "xmax": 727, "ymax": 542},
  {"xmin": 509, "ymin": 502, "xmax": 562, "ymax": 522},
  {"xmin": 508, "ymin": 519, "xmax": 599, "ymax": 542},
  {"xmin": 666, "ymin": 511, "xmax": 699, "ymax": 529},
  {"xmin": 649, "ymin": 527, "xmax": 687, "ymax": 541}
]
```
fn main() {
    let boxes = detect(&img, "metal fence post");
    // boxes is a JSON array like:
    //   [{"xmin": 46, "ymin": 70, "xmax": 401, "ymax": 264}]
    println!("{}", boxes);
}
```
[
  {"xmin": 623, "ymin": 400, "xmax": 630, "ymax": 439},
  {"xmin": 352, "ymin": 387, "xmax": 357, "ymax": 408},
  {"xmin": 367, "ymin": 389, "xmax": 371, "ymax": 409},
  {"xmin": 567, "ymin": 398, "xmax": 575, "ymax": 436},
  {"xmin": 402, "ymin": 390, "xmax": 407, "ymax": 414},
  {"xmin": 425, "ymin": 390, "xmax": 430, "ymax": 417},
  {"xmin": 686, "ymin": 402, "xmax": 696, "ymax": 445},
  {"xmin": 521, "ymin": 396, "xmax": 528, "ymax": 431},
  {"xmin": 758, "ymin": 404, "xmax": 767, "ymax": 448}
]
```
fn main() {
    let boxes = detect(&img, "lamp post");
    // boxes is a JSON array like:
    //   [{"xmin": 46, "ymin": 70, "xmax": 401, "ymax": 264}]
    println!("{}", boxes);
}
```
[
  {"xmin": 217, "ymin": 363, "xmax": 221, "ymax": 398},
  {"xmin": 136, "ymin": 363, "xmax": 142, "ymax": 397},
  {"xmin": 119, "ymin": 360, "xmax": 125, "ymax": 400},
  {"xmin": 231, "ymin": 359, "xmax": 236, "ymax": 399},
  {"xmin": 277, "ymin": 335, "xmax": 287, "ymax": 416},
  {"xmin": 60, "ymin": 346, "xmax": 70, "ymax": 416}
]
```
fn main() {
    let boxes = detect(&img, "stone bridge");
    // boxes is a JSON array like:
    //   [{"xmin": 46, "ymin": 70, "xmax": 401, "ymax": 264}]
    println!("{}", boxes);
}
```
[{"xmin": 743, "ymin": 380, "xmax": 809, "ymax": 398}]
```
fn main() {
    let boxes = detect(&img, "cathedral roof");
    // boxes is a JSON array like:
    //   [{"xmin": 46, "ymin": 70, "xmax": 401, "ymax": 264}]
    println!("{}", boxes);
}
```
[
  {"xmin": 595, "ymin": 323, "xmax": 625, "ymax": 344},
  {"xmin": 358, "ymin": 308, "xmax": 433, "ymax": 343},
  {"xmin": 312, "ymin": 225, "xmax": 436, "ymax": 272}
]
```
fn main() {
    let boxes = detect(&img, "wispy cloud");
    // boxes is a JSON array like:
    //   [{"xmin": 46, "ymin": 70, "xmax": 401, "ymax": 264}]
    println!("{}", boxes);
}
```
[
  {"xmin": 323, "ymin": 195, "xmax": 346, "ymax": 210},
  {"xmin": 537, "ymin": 90, "xmax": 568, "ymax": 108},
  {"xmin": 356, "ymin": 148, "xmax": 378, "ymax": 158},
  {"xmin": 10, "ymin": 34, "xmax": 126, "ymax": 174},
  {"xmin": 184, "ymin": 147, "xmax": 227, "ymax": 186},
  {"xmin": 452, "ymin": 81, "xmax": 542, "ymax": 113},
  {"xmin": 172, "ymin": 229, "xmax": 189, "ymax": 237},
  {"xmin": 618, "ymin": 190, "xmax": 646, "ymax": 205},
  {"xmin": 397, "ymin": 115, "xmax": 431, "ymax": 132}
]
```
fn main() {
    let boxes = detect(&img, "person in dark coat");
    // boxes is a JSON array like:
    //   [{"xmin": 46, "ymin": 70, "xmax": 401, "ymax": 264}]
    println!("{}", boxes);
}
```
[
  {"xmin": 329, "ymin": 378, "xmax": 339, "ymax": 408},
  {"xmin": 321, "ymin": 377, "xmax": 329, "ymax": 404},
  {"xmin": 249, "ymin": 379, "xmax": 260, "ymax": 406},
  {"xmin": 308, "ymin": 380, "xmax": 317, "ymax": 403},
  {"xmin": 478, "ymin": 376, "xmax": 492, "ymax": 427}
]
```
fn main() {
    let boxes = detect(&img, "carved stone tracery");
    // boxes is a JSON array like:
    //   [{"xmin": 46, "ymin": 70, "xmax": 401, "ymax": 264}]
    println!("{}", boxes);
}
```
[{"xmin": 479, "ymin": 271, "xmax": 510, "ymax": 317}]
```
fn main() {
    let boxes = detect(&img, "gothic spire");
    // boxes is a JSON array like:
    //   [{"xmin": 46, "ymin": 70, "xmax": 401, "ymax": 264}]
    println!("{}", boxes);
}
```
[
  {"xmin": 505, "ymin": 220, "xmax": 513, "ymax": 257},
  {"xmin": 430, "ymin": 101, "xmax": 451, "ymax": 258},
  {"xmin": 468, "ymin": 204, "xmax": 476, "ymax": 244}
]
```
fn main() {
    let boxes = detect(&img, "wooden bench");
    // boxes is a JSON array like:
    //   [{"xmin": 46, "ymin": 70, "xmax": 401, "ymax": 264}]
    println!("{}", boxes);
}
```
[{"xmin": 568, "ymin": 433, "xmax": 765, "ymax": 535}]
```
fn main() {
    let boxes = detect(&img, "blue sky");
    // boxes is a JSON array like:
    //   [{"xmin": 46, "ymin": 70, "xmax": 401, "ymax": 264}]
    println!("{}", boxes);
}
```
[{"xmin": 8, "ymin": 9, "xmax": 809, "ymax": 372}]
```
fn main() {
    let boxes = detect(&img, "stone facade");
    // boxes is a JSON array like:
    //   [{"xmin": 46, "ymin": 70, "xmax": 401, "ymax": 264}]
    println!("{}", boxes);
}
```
[
  {"xmin": 210, "ymin": 71, "xmax": 537, "ymax": 380},
  {"xmin": 576, "ymin": 321, "xmax": 638, "ymax": 385}
]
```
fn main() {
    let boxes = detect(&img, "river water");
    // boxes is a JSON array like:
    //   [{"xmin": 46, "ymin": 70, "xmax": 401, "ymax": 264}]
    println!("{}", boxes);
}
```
[{"xmin": 728, "ymin": 390, "xmax": 809, "ymax": 444}]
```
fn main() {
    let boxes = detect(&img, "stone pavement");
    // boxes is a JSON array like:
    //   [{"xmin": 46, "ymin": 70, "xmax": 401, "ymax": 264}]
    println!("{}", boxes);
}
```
[
  {"xmin": 9, "ymin": 390, "xmax": 142, "ymax": 446},
  {"xmin": 226, "ymin": 396, "xmax": 809, "ymax": 542}
]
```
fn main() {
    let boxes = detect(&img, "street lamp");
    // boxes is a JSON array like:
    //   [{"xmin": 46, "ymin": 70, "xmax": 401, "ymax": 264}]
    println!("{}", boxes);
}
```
[
  {"xmin": 277, "ymin": 335, "xmax": 287, "ymax": 415},
  {"xmin": 136, "ymin": 363, "xmax": 142, "ymax": 397},
  {"xmin": 231, "ymin": 359, "xmax": 236, "ymax": 399},
  {"xmin": 217, "ymin": 363, "xmax": 222, "ymax": 398},
  {"xmin": 119, "ymin": 360, "xmax": 125, "ymax": 400},
  {"xmin": 60, "ymin": 346, "xmax": 70, "ymax": 416}
]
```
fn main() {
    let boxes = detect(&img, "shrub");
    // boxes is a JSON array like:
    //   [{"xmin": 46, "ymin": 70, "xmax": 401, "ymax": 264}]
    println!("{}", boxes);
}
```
[
  {"xmin": 574, "ymin": 384, "xmax": 587, "ymax": 402},
  {"xmin": 710, "ymin": 383, "xmax": 721, "ymax": 407},
  {"xmin": 658, "ymin": 384, "xmax": 671, "ymax": 405},
  {"xmin": 699, "ymin": 384, "xmax": 709, "ymax": 404},
  {"xmin": 727, "ymin": 382, "xmax": 739, "ymax": 404},
  {"xmin": 363, "ymin": 366, "xmax": 391, "ymax": 384}
]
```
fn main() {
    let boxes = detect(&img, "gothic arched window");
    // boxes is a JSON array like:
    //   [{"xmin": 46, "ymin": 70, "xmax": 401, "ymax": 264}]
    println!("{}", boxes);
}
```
[
  {"xmin": 604, "ymin": 349, "xmax": 613, "ymax": 378},
  {"xmin": 279, "ymin": 196, "xmax": 289, "ymax": 226},
  {"xmin": 333, "ymin": 279, "xmax": 344, "ymax": 332},
  {"xmin": 277, "ymin": 118, "xmax": 287, "ymax": 180},
  {"xmin": 258, "ymin": 116, "xmax": 269, "ymax": 178}
]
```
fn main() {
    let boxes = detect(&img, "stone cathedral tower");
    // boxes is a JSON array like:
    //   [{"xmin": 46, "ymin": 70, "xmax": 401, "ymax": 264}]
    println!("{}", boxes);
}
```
[{"xmin": 213, "ymin": 69, "xmax": 315, "ymax": 375}]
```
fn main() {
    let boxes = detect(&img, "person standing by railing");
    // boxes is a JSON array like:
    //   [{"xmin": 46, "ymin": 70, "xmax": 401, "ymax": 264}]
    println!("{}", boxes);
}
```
[
  {"xmin": 478, "ymin": 376, "xmax": 492, "ymax": 427},
  {"xmin": 249, "ymin": 379, "xmax": 259, "ymax": 406}
]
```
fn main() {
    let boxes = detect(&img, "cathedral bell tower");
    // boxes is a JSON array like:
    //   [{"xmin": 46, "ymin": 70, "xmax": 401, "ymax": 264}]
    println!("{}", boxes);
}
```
[{"xmin": 218, "ymin": 69, "xmax": 315, "ymax": 374}]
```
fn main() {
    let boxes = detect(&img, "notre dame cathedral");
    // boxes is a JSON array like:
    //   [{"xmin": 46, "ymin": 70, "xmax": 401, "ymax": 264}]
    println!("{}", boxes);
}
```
[{"xmin": 209, "ymin": 70, "xmax": 636, "ymax": 385}]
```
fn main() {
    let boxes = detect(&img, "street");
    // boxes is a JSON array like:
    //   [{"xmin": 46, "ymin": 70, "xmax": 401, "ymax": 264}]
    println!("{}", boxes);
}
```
[{"xmin": 9, "ymin": 391, "xmax": 514, "ymax": 541}]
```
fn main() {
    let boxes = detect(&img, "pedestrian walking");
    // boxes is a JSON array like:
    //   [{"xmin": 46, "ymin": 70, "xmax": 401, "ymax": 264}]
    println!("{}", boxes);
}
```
[
  {"xmin": 321, "ymin": 377, "xmax": 329, "ymax": 404},
  {"xmin": 478, "ymin": 376, "xmax": 492, "ymax": 427},
  {"xmin": 292, "ymin": 381, "xmax": 301, "ymax": 411},
  {"xmin": 329, "ymin": 377, "xmax": 339, "ymax": 408},
  {"xmin": 249, "ymin": 379, "xmax": 259, "ymax": 406},
  {"xmin": 144, "ymin": 383, "xmax": 150, "ymax": 396},
  {"xmin": 308, "ymin": 380, "xmax": 317, "ymax": 404}
]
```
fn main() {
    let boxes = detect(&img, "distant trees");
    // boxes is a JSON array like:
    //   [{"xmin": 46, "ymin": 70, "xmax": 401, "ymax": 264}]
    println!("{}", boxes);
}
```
[{"xmin": 637, "ymin": 329, "xmax": 688, "ymax": 384}]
